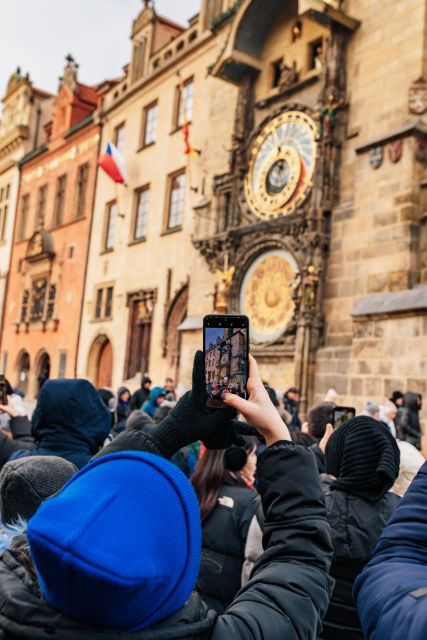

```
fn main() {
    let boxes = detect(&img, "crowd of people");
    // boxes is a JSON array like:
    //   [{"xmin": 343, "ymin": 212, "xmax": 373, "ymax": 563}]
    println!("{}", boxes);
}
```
[{"xmin": 0, "ymin": 359, "xmax": 425, "ymax": 638}]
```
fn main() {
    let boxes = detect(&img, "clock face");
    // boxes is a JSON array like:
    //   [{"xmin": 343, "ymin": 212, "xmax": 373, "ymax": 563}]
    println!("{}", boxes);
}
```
[{"xmin": 245, "ymin": 111, "xmax": 318, "ymax": 220}]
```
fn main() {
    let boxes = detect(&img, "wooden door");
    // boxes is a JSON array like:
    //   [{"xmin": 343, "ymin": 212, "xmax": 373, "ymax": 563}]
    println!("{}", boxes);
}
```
[{"xmin": 96, "ymin": 340, "xmax": 112, "ymax": 388}]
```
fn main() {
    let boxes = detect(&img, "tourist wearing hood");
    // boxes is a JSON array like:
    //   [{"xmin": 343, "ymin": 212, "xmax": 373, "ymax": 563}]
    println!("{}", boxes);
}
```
[
  {"xmin": 0, "ymin": 352, "xmax": 334, "ymax": 640},
  {"xmin": 142, "ymin": 386, "xmax": 166, "ymax": 418},
  {"xmin": 31, "ymin": 379, "xmax": 112, "ymax": 469},
  {"xmin": 112, "ymin": 387, "xmax": 131, "ymax": 435},
  {"xmin": 320, "ymin": 416, "xmax": 401, "ymax": 639},
  {"xmin": 398, "ymin": 391, "xmax": 422, "ymax": 449},
  {"xmin": 130, "ymin": 376, "xmax": 152, "ymax": 411}
]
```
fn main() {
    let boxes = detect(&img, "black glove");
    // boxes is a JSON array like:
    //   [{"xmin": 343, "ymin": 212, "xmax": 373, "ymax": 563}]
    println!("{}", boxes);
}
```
[
  {"xmin": 203, "ymin": 420, "xmax": 261, "ymax": 449},
  {"xmin": 150, "ymin": 350, "xmax": 237, "ymax": 457}
]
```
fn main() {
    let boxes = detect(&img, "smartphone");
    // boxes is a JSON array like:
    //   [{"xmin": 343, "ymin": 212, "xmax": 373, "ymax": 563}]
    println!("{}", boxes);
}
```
[
  {"xmin": 203, "ymin": 314, "xmax": 249, "ymax": 409},
  {"xmin": 332, "ymin": 406, "xmax": 356, "ymax": 429},
  {"xmin": 0, "ymin": 375, "xmax": 7, "ymax": 405}
]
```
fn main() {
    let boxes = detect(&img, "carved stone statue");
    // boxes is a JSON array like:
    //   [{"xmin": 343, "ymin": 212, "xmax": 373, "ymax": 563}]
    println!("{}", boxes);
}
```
[
  {"xmin": 214, "ymin": 266, "xmax": 235, "ymax": 314},
  {"xmin": 279, "ymin": 61, "xmax": 298, "ymax": 92},
  {"xmin": 302, "ymin": 265, "xmax": 319, "ymax": 310}
]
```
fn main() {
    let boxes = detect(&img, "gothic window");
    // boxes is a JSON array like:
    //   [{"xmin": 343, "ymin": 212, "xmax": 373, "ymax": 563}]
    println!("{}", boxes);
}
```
[
  {"xmin": 53, "ymin": 174, "xmax": 67, "ymax": 227},
  {"xmin": 18, "ymin": 194, "xmax": 30, "ymax": 241},
  {"xmin": 74, "ymin": 163, "xmax": 89, "ymax": 219},
  {"xmin": 20, "ymin": 289, "xmax": 29, "ymax": 323},
  {"xmin": 30, "ymin": 279, "xmax": 47, "ymax": 322},
  {"xmin": 35, "ymin": 184, "xmax": 48, "ymax": 229},
  {"xmin": 176, "ymin": 78, "xmax": 194, "ymax": 128},
  {"xmin": 141, "ymin": 101, "xmax": 158, "ymax": 147},
  {"xmin": 134, "ymin": 186, "xmax": 150, "ymax": 240},
  {"xmin": 167, "ymin": 171, "xmax": 186, "ymax": 230},
  {"xmin": 46, "ymin": 284, "xmax": 56, "ymax": 319},
  {"xmin": 104, "ymin": 200, "xmax": 117, "ymax": 250}
]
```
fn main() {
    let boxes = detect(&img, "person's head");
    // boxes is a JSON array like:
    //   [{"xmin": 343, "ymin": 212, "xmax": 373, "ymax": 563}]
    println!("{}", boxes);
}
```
[
  {"xmin": 149, "ymin": 387, "xmax": 166, "ymax": 407},
  {"xmin": 191, "ymin": 437, "xmax": 257, "ymax": 520},
  {"xmin": 0, "ymin": 456, "xmax": 76, "ymax": 525},
  {"xmin": 286, "ymin": 387, "xmax": 300, "ymax": 402},
  {"xmin": 118, "ymin": 387, "xmax": 130, "ymax": 404},
  {"xmin": 125, "ymin": 409, "xmax": 154, "ymax": 432},
  {"xmin": 97, "ymin": 388, "xmax": 114, "ymax": 408},
  {"xmin": 307, "ymin": 402, "xmax": 334, "ymax": 441},
  {"xmin": 325, "ymin": 416, "xmax": 400, "ymax": 502},
  {"xmin": 389, "ymin": 390, "xmax": 404, "ymax": 407},
  {"xmin": 141, "ymin": 376, "xmax": 152, "ymax": 390},
  {"xmin": 164, "ymin": 377, "xmax": 175, "ymax": 392},
  {"xmin": 27, "ymin": 451, "xmax": 201, "ymax": 632},
  {"xmin": 291, "ymin": 430, "xmax": 318, "ymax": 448},
  {"xmin": 365, "ymin": 401, "xmax": 380, "ymax": 421},
  {"xmin": 403, "ymin": 392, "xmax": 421, "ymax": 412},
  {"xmin": 381, "ymin": 401, "xmax": 397, "ymax": 423},
  {"xmin": 324, "ymin": 388, "xmax": 337, "ymax": 404}
]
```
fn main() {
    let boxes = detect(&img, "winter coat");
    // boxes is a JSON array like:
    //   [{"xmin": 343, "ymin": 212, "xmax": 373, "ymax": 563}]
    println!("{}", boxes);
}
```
[
  {"xmin": 142, "ymin": 387, "xmax": 166, "ymax": 418},
  {"xmin": 320, "ymin": 475, "xmax": 400, "ymax": 639},
  {"xmin": 0, "ymin": 439, "xmax": 334, "ymax": 640},
  {"xmin": 283, "ymin": 395, "xmax": 301, "ymax": 431},
  {"xmin": 196, "ymin": 484, "xmax": 263, "ymax": 613},
  {"xmin": 354, "ymin": 461, "xmax": 427, "ymax": 640},
  {"xmin": 130, "ymin": 379, "xmax": 151, "ymax": 411},
  {"xmin": 398, "ymin": 392, "xmax": 421, "ymax": 448},
  {"xmin": 31, "ymin": 379, "xmax": 112, "ymax": 469}
]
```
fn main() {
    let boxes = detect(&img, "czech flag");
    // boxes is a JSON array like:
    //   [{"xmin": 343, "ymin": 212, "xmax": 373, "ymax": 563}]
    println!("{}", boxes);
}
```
[{"xmin": 98, "ymin": 141, "xmax": 128, "ymax": 185}]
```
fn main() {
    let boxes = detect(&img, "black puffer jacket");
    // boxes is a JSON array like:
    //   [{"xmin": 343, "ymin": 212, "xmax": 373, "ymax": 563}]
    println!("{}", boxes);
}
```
[
  {"xmin": 321, "ymin": 475, "xmax": 400, "ymax": 639},
  {"xmin": 197, "ymin": 484, "xmax": 262, "ymax": 613},
  {"xmin": 0, "ymin": 439, "xmax": 334, "ymax": 640}
]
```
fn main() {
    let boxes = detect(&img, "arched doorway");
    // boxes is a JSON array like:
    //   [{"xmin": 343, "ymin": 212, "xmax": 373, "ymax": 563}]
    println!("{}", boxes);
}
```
[
  {"xmin": 87, "ymin": 335, "xmax": 113, "ymax": 389},
  {"xmin": 16, "ymin": 351, "xmax": 30, "ymax": 397},
  {"xmin": 164, "ymin": 284, "xmax": 189, "ymax": 382},
  {"xmin": 35, "ymin": 351, "xmax": 51, "ymax": 396}
]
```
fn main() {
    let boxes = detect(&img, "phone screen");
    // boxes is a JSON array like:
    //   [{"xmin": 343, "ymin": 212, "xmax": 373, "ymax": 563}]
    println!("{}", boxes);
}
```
[
  {"xmin": 333, "ymin": 406, "xmax": 356, "ymax": 429},
  {"xmin": 204, "ymin": 315, "xmax": 249, "ymax": 408}
]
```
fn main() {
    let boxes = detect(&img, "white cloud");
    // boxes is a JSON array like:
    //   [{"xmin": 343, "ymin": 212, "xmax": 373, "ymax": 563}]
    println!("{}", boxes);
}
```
[{"xmin": 0, "ymin": 0, "xmax": 200, "ymax": 98}]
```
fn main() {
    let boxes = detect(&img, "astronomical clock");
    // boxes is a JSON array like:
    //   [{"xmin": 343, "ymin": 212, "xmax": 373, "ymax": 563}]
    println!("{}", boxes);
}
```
[{"xmin": 244, "ymin": 111, "xmax": 318, "ymax": 220}]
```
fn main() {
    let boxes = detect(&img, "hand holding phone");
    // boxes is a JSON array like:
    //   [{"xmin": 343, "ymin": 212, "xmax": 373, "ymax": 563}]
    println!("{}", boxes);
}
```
[
  {"xmin": 222, "ymin": 354, "xmax": 291, "ymax": 447},
  {"xmin": 204, "ymin": 315, "xmax": 249, "ymax": 409},
  {"xmin": 332, "ymin": 406, "xmax": 356, "ymax": 429}
]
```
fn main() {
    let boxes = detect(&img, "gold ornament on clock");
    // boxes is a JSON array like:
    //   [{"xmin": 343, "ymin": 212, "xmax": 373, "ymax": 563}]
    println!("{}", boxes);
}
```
[{"xmin": 245, "ymin": 111, "xmax": 318, "ymax": 220}]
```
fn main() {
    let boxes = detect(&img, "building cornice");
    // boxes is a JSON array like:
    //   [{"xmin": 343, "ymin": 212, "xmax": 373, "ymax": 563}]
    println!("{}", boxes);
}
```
[{"xmin": 355, "ymin": 122, "xmax": 427, "ymax": 154}]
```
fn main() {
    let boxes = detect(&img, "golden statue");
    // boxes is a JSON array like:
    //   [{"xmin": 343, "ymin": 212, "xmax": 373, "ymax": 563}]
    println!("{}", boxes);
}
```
[
  {"xmin": 303, "ymin": 265, "xmax": 319, "ymax": 309},
  {"xmin": 214, "ymin": 266, "xmax": 235, "ymax": 314}
]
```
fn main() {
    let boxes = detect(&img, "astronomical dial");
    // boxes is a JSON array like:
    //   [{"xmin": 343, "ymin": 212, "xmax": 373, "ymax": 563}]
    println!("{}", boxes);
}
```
[{"xmin": 245, "ymin": 111, "xmax": 318, "ymax": 220}]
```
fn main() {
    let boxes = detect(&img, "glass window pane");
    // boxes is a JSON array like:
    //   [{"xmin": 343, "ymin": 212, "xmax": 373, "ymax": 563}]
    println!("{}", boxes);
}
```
[
  {"xmin": 177, "ymin": 80, "xmax": 194, "ymax": 127},
  {"xmin": 115, "ymin": 124, "xmax": 125, "ymax": 152},
  {"xmin": 144, "ymin": 104, "xmax": 158, "ymax": 146},
  {"xmin": 95, "ymin": 288, "xmax": 103, "ymax": 319},
  {"xmin": 105, "ymin": 202, "xmax": 117, "ymax": 250},
  {"xmin": 168, "ymin": 173, "xmax": 186, "ymax": 229},
  {"xmin": 105, "ymin": 286, "xmax": 113, "ymax": 318},
  {"xmin": 135, "ymin": 188, "xmax": 150, "ymax": 239}
]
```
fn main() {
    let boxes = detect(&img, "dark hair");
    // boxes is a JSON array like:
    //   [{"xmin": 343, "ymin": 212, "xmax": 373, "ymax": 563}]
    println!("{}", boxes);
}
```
[
  {"xmin": 307, "ymin": 402, "xmax": 335, "ymax": 441},
  {"xmin": 97, "ymin": 388, "xmax": 114, "ymax": 407},
  {"xmin": 291, "ymin": 431, "xmax": 318, "ymax": 448},
  {"xmin": 191, "ymin": 438, "xmax": 256, "ymax": 521}
]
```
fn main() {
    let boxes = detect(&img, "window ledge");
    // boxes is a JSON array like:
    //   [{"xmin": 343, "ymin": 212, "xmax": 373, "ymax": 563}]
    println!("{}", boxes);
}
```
[
  {"xmin": 91, "ymin": 316, "xmax": 113, "ymax": 323},
  {"xmin": 137, "ymin": 141, "xmax": 155, "ymax": 152},
  {"xmin": 161, "ymin": 226, "xmax": 182, "ymax": 236},
  {"xmin": 128, "ymin": 236, "xmax": 147, "ymax": 246},
  {"xmin": 170, "ymin": 120, "xmax": 192, "ymax": 136},
  {"xmin": 100, "ymin": 248, "xmax": 114, "ymax": 256}
]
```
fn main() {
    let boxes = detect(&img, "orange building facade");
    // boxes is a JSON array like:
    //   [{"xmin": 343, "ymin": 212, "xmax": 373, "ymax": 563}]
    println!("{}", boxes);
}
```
[{"xmin": 0, "ymin": 57, "xmax": 103, "ymax": 398}]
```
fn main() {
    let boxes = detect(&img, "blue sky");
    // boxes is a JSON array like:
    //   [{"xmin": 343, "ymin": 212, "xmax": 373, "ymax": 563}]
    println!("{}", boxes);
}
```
[{"xmin": 0, "ymin": 0, "xmax": 200, "ymax": 98}]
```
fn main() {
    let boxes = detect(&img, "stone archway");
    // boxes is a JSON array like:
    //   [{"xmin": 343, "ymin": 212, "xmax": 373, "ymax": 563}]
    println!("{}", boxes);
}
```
[
  {"xmin": 164, "ymin": 284, "xmax": 189, "ymax": 382},
  {"xmin": 87, "ymin": 334, "xmax": 113, "ymax": 389},
  {"xmin": 34, "ymin": 350, "xmax": 51, "ymax": 396},
  {"xmin": 15, "ymin": 350, "xmax": 30, "ymax": 397}
]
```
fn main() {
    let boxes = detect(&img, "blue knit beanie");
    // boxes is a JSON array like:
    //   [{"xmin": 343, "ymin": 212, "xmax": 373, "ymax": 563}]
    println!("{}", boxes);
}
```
[{"xmin": 27, "ymin": 451, "xmax": 201, "ymax": 631}]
